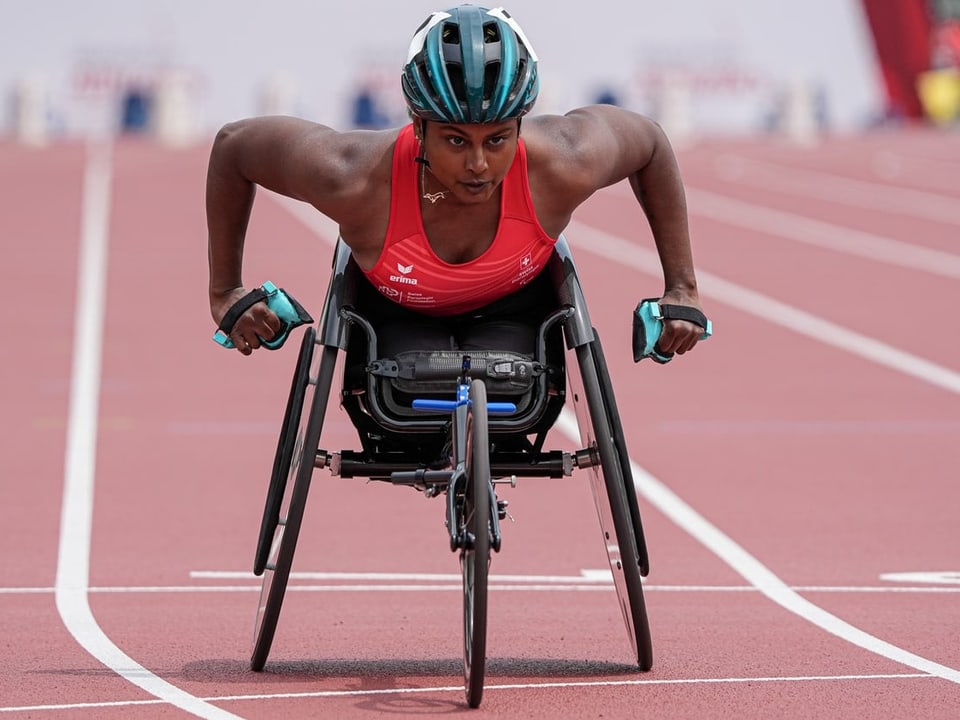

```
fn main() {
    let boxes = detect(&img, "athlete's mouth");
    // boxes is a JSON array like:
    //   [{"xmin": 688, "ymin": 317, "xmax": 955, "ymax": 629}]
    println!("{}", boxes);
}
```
[{"xmin": 461, "ymin": 179, "xmax": 491, "ymax": 194}]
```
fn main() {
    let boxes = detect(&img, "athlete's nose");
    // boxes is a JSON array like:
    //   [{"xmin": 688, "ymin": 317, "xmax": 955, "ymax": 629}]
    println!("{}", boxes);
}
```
[{"xmin": 464, "ymin": 145, "xmax": 488, "ymax": 174}]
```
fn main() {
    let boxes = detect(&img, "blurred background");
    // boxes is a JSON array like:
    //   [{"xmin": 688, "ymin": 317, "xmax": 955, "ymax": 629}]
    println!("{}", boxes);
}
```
[{"xmin": 2, "ymin": 0, "xmax": 959, "ymax": 146}]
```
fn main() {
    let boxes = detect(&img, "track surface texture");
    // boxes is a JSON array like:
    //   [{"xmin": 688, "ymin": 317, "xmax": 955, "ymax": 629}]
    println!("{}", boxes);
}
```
[{"xmin": 2, "ymin": 128, "xmax": 958, "ymax": 718}]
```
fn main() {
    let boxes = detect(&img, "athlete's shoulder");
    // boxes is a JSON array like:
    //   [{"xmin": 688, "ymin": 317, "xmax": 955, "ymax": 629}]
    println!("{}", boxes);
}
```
[
  {"xmin": 321, "ymin": 125, "xmax": 404, "ymax": 172},
  {"xmin": 522, "ymin": 107, "xmax": 620, "ymax": 153},
  {"xmin": 521, "ymin": 109, "xmax": 612, "ymax": 173}
]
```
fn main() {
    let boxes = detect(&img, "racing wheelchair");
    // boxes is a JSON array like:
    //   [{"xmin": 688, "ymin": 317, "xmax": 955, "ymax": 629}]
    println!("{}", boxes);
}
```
[{"xmin": 246, "ymin": 236, "xmax": 656, "ymax": 708}]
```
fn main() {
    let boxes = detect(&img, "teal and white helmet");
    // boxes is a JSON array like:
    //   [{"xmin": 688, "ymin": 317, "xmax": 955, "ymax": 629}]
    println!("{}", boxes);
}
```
[{"xmin": 402, "ymin": 5, "xmax": 539, "ymax": 123}]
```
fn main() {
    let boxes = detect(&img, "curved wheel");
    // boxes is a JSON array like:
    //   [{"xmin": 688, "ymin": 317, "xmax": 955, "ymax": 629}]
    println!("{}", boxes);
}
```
[
  {"xmin": 569, "ymin": 337, "xmax": 653, "ymax": 671},
  {"xmin": 461, "ymin": 378, "xmax": 491, "ymax": 708},
  {"xmin": 591, "ymin": 335, "xmax": 649, "ymax": 577},
  {"xmin": 250, "ymin": 341, "xmax": 339, "ymax": 671},
  {"xmin": 254, "ymin": 327, "xmax": 315, "ymax": 576}
]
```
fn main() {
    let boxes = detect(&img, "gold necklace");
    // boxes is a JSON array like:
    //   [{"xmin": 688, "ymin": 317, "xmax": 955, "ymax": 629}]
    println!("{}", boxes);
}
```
[{"xmin": 421, "ymin": 164, "xmax": 447, "ymax": 204}]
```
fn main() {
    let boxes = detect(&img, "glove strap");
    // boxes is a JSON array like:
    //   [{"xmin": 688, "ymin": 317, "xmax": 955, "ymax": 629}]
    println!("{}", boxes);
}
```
[
  {"xmin": 660, "ymin": 303, "xmax": 711, "ymax": 334},
  {"xmin": 633, "ymin": 299, "xmax": 712, "ymax": 364},
  {"xmin": 212, "ymin": 281, "xmax": 313, "ymax": 350},
  {"xmin": 216, "ymin": 288, "xmax": 268, "ymax": 336}
]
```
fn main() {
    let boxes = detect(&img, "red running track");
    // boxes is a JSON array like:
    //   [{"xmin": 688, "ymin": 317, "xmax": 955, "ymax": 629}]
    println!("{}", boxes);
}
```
[{"xmin": 2, "ymin": 127, "xmax": 958, "ymax": 719}]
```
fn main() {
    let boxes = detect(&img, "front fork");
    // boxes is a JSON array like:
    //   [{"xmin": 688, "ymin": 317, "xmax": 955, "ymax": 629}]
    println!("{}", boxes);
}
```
[{"xmin": 446, "ymin": 363, "xmax": 503, "ymax": 553}]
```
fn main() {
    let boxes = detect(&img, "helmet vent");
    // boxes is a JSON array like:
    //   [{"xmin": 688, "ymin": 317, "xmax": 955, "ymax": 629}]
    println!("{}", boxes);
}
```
[
  {"xmin": 446, "ymin": 64, "xmax": 466, "ymax": 103},
  {"xmin": 442, "ymin": 23, "xmax": 460, "ymax": 45},
  {"xmin": 483, "ymin": 63, "xmax": 500, "ymax": 101}
]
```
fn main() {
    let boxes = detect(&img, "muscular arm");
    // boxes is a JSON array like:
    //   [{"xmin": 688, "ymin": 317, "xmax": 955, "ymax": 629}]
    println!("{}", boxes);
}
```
[
  {"xmin": 529, "ymin": 106, "xmax": 704, "ymax": 355},
  {"xmin": 207, "ymin": 117, "xmax": 361, "ymax": 298},
  {"xmin": 205, "ymin": 116, "xmax": 391, "ymax": 353}
]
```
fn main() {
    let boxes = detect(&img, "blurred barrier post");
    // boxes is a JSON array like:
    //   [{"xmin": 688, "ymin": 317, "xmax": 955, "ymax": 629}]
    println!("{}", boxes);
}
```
[
  {"xmin": 781, "ymin": 78, "xmax": 820, "ymax": 146},
  {"xmin": 153, "ymin": 70, "xmax": 197, "ymax": 147},
  {"xmin": 655, "ymin": 70, "xmax": 693, "ymax": 148},
  {"xmin": 259, "ymin": 74, "xmax": 297, "ymax": 116},
  {"xmin": 12, "ymin": 74, "xmax": 49, "ymax": 147}
]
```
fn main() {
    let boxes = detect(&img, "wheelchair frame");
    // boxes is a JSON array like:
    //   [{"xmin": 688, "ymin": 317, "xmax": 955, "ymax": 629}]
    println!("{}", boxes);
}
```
[{"xmin": 248, "ymin": 236, "xmax": 653, "ymax": 708}]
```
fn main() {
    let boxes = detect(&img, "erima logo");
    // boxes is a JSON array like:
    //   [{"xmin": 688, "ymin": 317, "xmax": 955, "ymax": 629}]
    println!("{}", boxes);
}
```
[{"xmin": 390, "ymin": 262, "xmax": 418, "ymax": 285}]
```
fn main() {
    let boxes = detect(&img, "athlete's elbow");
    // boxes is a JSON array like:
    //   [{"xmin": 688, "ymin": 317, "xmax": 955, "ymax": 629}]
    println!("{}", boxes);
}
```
[{"xmin": 212, "ymin": 120, "xmax": 247, "ymax": 152}]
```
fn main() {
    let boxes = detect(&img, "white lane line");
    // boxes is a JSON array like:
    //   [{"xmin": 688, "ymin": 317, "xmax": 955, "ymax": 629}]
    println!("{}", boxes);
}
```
[
  {"xmin": 191, "ymin": 570, "xmax": 613, "ymax": 582},
  {"xmin": 272, "ymin": 196, "xmax": 960, "ymax": 683},
  {"xmin": 55, "ymin": 141, "xmax": 243, "ymax": 720},
  {"xmin": 606, "ymin": 179, "xmax": 960, "ymax": 278},
  {"xmin": 0, "ymin": 673, "xmax": 936, "ymax": 713},
  {"xmin": 569, "ymin": 207, "xmax": 960, "ymax": 685},
  {"xmin": 554, "ymin": 411, "xmax": 960, "ymax": 684},
  {"xmin": 5, "ymin": 583, "xmax": 960, "ymax": 595},
  {"xmin": 710, "ymin": 154, "xmax": 960, "ymax": 226},
  {"xmin": 687, "ymin": 187, "xmax": 960, "ymax": 278},
  {"xmin": 566, "ymin": 219, "xmax": 960, "ymax": 394},
  {"xmin": 189, "ymin": 571, "xmax": 960, "ymax": 593},
  {"xmin": 657, "ymin": 419, "xmax": 960, "ymax": 434},
  {"xmin": 881, "ymin": 571, "xmax": 960, "ymax": 585}
]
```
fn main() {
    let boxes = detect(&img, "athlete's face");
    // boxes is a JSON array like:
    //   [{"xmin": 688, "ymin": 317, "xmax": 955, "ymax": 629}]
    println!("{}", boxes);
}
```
[{"xmin": 418, "ymin": 119, "xmax": 520, "ymax": 204}]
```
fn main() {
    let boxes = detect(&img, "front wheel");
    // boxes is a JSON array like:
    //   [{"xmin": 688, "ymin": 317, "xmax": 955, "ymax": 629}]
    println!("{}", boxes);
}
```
[
  {"xmin": 250, "ymin": 342, "xmax": 338, "ymax": 671},
  {"xmin": 570, "ymin": 340, "xmax": 653, "ymax": 671},
  {"xmin": 461, "ymin": 378, "xmax": 491, "ymax": 708},
  {"xmin": 254, "ymin": 326, "xmax": 315, "ymax": 576}
]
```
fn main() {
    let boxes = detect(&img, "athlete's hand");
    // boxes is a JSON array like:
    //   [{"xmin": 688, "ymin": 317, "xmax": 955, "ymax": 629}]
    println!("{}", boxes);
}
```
[
  {"xmin": 656, "ymin": 289, "xmax": 706, "ymax": 356},
  {"xmin": 211, "ymin": 287, "xmax": 282, "ymax": 356}
]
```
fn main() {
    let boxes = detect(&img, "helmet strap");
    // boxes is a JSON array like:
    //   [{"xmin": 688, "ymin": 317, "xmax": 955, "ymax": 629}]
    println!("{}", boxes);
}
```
[{"xmin": 414, "ymin": 119, "xmax": 430, "ymax": 167}]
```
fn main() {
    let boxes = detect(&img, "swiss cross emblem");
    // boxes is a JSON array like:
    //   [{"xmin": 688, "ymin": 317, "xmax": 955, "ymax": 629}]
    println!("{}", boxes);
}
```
[{"xmin": 520, "ymin": 253, "xmax": 532, "ymax": 268}]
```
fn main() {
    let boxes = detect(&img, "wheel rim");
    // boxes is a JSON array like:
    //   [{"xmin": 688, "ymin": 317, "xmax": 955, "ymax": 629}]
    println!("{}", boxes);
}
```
[
  {"xmin": 568, "ymin": 344, "xmax": 652, "ymax": 669},
  {"xmin": 461, "ymin": 380, "xmax": 490, "ymax": 707},
  {"xmin": 250, "ymin": 344, "xmax": 335, "ymax": 671}
]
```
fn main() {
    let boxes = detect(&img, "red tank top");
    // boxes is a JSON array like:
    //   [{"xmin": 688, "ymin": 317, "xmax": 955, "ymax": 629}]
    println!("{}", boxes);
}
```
[{"xmin": 361, "ymin": 124, "xmax": 556, "ymax": 316}]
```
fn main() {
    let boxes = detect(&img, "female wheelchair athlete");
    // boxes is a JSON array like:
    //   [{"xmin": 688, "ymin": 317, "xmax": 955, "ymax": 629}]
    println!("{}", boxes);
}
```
[{"xmin": 248, "ymin": 235, "xmax": 656, "ymax": 708}]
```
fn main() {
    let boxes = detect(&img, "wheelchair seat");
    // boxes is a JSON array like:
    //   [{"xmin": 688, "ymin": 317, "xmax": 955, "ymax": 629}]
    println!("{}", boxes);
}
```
[{"xmin": 336, "ymin": 268, "xmax": 570, "ymax": 461}]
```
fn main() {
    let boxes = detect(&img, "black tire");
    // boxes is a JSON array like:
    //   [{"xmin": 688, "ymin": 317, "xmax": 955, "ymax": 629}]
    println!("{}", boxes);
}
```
[
  {"xmin": 254, "ymin": 327, "xmax": 315, "ymax": 576},
  {"xmin": 572, "ymin": 341, "xmax": 653, "ymax": 671},
  {"xmin": 461, "ymin": 378, "xmax": 491, "ymax": 708},
  {"xmin": 250, "ymin": 343, "xmax": 338, "ymax": 671}
]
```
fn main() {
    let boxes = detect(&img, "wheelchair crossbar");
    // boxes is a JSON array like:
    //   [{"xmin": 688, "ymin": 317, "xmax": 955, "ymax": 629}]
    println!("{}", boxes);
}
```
[
  {"xmin": 411, "ymin": 398, "xmax": 517, "ymax": 413},
  {"xmin": 332, "ymin": 451, "xmax": 574, "ymax": 479}
]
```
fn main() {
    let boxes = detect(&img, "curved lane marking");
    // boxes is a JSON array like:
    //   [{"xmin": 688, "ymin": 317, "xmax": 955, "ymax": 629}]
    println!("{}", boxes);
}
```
[
  {"xmin": 56, "ymin": 142, "xmax": 243, "ymax": 719},
  {"xmin": 560, "ymin": 219, "xmax": 960, "ymax": 682},
  {"xmin": 553, "ymin": 412, "xmax": 960, "ymax": 683}
]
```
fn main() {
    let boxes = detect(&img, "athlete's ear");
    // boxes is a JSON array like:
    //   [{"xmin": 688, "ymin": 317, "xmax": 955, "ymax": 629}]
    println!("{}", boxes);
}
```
[{"xmin": 413, "ymin": 117, "xmax": 424, "ymax": 143}]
